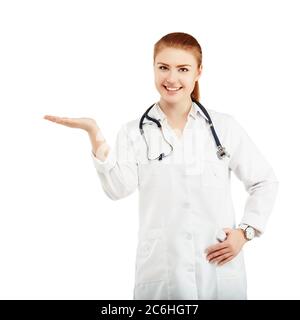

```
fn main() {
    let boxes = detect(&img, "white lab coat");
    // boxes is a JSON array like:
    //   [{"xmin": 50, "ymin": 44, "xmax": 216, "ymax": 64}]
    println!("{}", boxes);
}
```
[{"xmin": 91, "ymin": 102, "xmax": 279, "ymax": 300}]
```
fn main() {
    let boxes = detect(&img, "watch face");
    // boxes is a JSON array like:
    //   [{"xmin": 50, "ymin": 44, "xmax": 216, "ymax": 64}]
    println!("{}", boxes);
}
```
[{"xmin": 246, "ymin": 227, "xmax": 255, "ymax": 240}]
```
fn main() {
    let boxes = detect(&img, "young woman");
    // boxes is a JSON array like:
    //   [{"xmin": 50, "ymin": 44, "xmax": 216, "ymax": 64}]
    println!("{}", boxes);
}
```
[{"xmin": 44, "ymin": 32, "xmax": 279, "ymax": 300}]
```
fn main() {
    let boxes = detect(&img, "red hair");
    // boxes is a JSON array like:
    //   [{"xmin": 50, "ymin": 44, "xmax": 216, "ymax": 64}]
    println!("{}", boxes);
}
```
[{"xmin": 153, "ymin": 32, "xmax": 203, "ymax": 102}]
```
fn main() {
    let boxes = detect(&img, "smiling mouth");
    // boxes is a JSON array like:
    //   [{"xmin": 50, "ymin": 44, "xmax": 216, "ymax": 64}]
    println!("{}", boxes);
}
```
[{"xmin": 163, "ymin": 86, "xmax": 182, "ymax": 92}]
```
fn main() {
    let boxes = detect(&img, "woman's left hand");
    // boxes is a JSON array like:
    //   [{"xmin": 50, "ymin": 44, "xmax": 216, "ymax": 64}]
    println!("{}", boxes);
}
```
[{"xmin": 205, "ymin": 228, "xmax": 248, "ymax": 266}]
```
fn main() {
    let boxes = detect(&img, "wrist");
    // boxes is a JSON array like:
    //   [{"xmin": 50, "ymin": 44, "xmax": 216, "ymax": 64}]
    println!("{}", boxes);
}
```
[
  {"xmin": 237, "ymin": 228, "xmax": 248, "ymax": 243},
  {"xmin": 87, "ymin": 123, "xmax": 100, "ymax": 136},
  {"xmin": 238, "ymin": 224, "xmax": 256, "ymax": 241}
]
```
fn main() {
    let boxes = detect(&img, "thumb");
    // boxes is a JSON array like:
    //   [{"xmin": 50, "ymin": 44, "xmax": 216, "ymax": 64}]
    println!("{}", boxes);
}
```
[{"xmin": 223, "ymin": 228, "xmax": 232, "ymax": 235}]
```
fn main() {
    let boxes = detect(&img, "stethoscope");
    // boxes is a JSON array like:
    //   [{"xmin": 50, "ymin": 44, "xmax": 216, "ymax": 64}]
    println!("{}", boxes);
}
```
[{"xmin": 139, "ymin": 98, "xmax": 230, "ymax": 161}]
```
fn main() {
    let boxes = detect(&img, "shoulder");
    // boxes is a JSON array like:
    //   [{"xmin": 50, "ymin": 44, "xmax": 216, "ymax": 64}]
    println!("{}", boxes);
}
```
[
  {"xmin": 124, "ymin": 117, "xmax": 141, "ymax": 130},
  {"xmin": 115, "ymin": 117, "xmax": 142, "ymax": 144},
  {"xmin": 206, "ymin": 108, "xmax": 234, "ymax": 123},
  {"xmin": 204, "ymin": 108, "xmax": 237, "ymax": 133},
  {"xmin": 122, "ymin": 118, "xmax": 141, "ymax": 136},
  {"xmin": 203, "ymin": 108, "xmax": 251, "ymax": 146}
]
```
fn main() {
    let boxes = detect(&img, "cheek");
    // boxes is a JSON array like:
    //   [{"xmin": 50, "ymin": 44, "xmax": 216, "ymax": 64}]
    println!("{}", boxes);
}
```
[
  {"xmin": 186, "ymin": 80, "xmax": 197, "ymax": 90},
  {"xmin": 155, "ymin": 74, "xmax": 165, "ymax": 83},
  {"xmin": 186, "ymin": 78, "xmax": 196, "ymax": 85},
  {"xmin": 155, "ymin": 81, "xmax": 167, "ymax": 93},
  {"xmin": 178, "ymin": 76, "xmax": 194, "ymax": 86},
  {"xmin": 154, "ymin": 79, "xmax": 163, "ymax": 91}
]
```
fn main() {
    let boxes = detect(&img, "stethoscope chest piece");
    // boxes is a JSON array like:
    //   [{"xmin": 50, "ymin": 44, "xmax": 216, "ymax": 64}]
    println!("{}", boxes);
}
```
[
  {"xmin": 158, "ymin": 153, "xmax": 165, "ymax": 161},
  {"xmin": 216, "ymin": 146, "xmax": 230, "ymax": 159}
]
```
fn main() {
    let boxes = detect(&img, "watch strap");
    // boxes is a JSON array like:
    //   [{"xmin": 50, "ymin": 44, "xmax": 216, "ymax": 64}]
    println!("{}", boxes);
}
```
[{"xmin": 238, "ymin": 223, "xmax": 249, "ymax": 231}]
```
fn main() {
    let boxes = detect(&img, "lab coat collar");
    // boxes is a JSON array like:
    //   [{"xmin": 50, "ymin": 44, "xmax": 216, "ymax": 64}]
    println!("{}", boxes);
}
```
[{"xmin": 143, "ymin": 101, "xmax": 209, "ymax": 124}]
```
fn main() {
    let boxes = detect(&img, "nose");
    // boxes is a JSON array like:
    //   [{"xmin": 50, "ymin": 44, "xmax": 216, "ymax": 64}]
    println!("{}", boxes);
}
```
[{"xmin": 165, "ymin": 69, "xmax": 178, "ymax": 84}]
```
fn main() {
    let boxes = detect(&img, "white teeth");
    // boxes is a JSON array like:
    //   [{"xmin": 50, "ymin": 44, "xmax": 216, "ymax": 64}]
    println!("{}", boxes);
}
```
[{"xmin": 165, "ymin": 86, "xmax": 181, "ymax": 91}]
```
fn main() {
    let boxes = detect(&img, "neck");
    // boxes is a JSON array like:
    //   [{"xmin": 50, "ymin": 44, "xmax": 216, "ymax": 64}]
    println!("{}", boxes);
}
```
[{"xmin": 158, "ymin": 98, "xmax": 193, "ymax": 121}]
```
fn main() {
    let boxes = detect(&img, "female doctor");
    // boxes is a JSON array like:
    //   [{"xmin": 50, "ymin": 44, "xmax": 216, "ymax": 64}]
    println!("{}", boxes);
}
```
[{"xmin": 44, "ymin": 32, "xmax": 279, "ymax": 300}]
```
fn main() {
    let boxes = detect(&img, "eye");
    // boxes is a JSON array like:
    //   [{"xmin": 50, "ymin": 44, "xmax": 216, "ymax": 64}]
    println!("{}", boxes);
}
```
[{"xmin": 158, "ymin": 66, "xmax": 189, "ymax": 72}]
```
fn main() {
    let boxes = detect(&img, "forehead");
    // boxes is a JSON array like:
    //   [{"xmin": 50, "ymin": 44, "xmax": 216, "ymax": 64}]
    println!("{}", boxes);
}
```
[{"xmin": 155, "ymin": 47, "xmax": 196, "ymax": 66}]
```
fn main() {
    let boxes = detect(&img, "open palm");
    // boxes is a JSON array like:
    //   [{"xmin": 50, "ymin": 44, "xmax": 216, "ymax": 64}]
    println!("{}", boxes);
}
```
[{"xmin": 43, "ymin": 115, "xmax": 97, "ymax": 132}]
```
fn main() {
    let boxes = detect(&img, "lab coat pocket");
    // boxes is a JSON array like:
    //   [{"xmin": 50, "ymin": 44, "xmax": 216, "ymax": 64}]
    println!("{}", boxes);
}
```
[
  {"xmin": 216, "ymin": 251, "xmax": 247, "ymax": 300},
  {"xmin": 134, "ymin": 228, "xmax": 169, "ymax": 299},
  {"xmin": 135, "ymin": 228, "xmax": 168, "ymax": 284},
  {"xmin": 201, "ymin": 160, "xmax": 228, "ymax": 188}
]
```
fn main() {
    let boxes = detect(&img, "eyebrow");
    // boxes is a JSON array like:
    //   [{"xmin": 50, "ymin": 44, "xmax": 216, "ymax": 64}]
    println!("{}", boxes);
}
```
[{"xmin": 157, "ymin": 62, "xmax": 192, "ymax": 67}]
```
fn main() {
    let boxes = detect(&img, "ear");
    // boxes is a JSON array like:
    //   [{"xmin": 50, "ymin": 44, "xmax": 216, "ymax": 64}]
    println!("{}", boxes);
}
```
[{"xmin": 195, "ymin": 65, "xmax": 203, "ymax": 81}]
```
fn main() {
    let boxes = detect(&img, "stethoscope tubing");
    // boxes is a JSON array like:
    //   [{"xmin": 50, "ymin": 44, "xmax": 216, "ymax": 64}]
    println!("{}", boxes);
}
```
[{"xmin": 139, "ymin": 98, "xmax": 230, "ymax": 161}]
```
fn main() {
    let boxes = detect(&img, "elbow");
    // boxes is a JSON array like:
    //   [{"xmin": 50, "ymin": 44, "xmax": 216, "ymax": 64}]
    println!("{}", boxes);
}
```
[
  {"xmin": 97, "ymin": 165, "xmax": 138, "ymax": 201},
  {"xmin": 247, "ymin": 167, "xmax": 279, "ymax": 194},
  {"xmin": 247, "ymin": 179, "xmax": 279, "ymax": 195},
  {"xmin": 266, "ymin": 170, "xmax": 280, "ymax": 195},
  {"xmin": 103, "ymin": 183, "xmax": 137, "ymax": 201}
]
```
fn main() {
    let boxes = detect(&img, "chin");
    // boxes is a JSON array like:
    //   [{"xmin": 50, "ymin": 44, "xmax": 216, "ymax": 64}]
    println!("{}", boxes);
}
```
[
  {"xmin": 161, "ymin": 92, "xmax": 189, "ymax": 101},
  {"xmin": 161, "ymin": 96, "xmax": 180, "ymax": 103},
  {"xmin": 161, "ymin": 90, "xmax": 183, "ymax": 98}
]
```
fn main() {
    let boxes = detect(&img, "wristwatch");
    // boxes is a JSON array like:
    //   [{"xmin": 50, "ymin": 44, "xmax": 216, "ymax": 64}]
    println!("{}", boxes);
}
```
[{"xmin": 238, "ymin": 224, "xmax": 256, "ymax": 241}]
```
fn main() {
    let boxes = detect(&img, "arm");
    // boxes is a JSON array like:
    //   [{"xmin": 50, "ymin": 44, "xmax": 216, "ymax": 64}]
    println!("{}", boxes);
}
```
[
  {"xmin": 228, "ymin": 115, "xmax": 279, "ymax": 235},
  {"xmin": 205, "ymin": 115, "xmax": 279, "ymax": 265},
  {"xmin": 87, "ymin": 124, "xmax": 110, "ymax": 161},
  {"xmin": 43, "ymin": 115, "xmax": 138, "ymax": 201},
  {"xmin": 90, "ymin": 124, "xmax": 138, "ymax": 201}
]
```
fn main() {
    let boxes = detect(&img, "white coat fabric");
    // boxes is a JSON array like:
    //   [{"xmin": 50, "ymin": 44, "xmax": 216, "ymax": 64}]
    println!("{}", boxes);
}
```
[{"xmin": 91, "ymin": 101, "xmax": 279, "ymax": 300}]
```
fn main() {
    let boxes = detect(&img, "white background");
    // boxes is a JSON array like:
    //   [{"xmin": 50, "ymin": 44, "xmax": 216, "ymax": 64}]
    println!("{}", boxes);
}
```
[{"xmin": 0, "ymin": 0, "xmax": 298, "ymax": 299}]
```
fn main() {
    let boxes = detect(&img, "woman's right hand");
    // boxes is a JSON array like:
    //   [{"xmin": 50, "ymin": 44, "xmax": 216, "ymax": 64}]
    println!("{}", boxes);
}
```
[
  {"xmin": 43, "ymin": 115, "xmax": 98, "ymax": 133},
  {"xmin": 44, "ymin": 115, "xmax": 108, "ymax": 159}
]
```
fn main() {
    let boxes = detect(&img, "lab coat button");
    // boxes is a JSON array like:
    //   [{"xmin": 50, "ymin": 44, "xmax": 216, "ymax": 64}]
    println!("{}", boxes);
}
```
[
  {"xmin": 140, "ymin": 243, "xmax": 151, "ymax": 256},
  {"xmin": 182, "ymin": 202, "xmax": 190, "ymax": 209},
  {"xmin": 185, "ymin": 232, "xmax": 192, "ymax": 240}
]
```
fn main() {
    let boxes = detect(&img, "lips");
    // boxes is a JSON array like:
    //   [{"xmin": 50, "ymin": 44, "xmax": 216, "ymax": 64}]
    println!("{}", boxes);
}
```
[{"xmin": 163, "ymin": 85, "xmax": 182, "ymax": 92}]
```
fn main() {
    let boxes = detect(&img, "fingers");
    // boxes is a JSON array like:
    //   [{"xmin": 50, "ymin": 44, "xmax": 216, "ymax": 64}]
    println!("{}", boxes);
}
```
[
  {"xmin": 205, "ymin": 235, "xmax": 236, "ymax": 266},
  {"xmin": 43, "ymin": 115, "xmax": 76, "ymax": 127},
  {"xmin": 205, "ymin": 242, "xmax": 227, "ymax": 255},
  {"xmin": 218, "ymin": 255, "xmax": 234, "ymax": 266},
  {"xmin": 44, "ymin": 115, "xmax": 60, "ymax": 123},
  {"xmin": 206, "ymin": 247, "xmax": 231, "ymax": 262},
  {"xmin": 223, "ymin": 228, "xmax": 232, "ymax": 234},
  {"xmin": 44, "ymin": 115, "xmax": 68, "ymax": 123},
  {"xmin": 44, "ymin": 115, "xmax": 58, "ymax": 121},
  {"xmin": 209, "ymin": 252, "xmax": 233, "ymax": 265}
]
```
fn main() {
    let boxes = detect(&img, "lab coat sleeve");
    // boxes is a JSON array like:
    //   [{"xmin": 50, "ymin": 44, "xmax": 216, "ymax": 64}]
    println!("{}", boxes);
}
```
[
  {"xmin": 91, "ymin": 124, "xmax": 138, "ymax": 201},
  {"xmin": 228, "ymin": 116, "xmax": 279, "ymax": 235}
]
